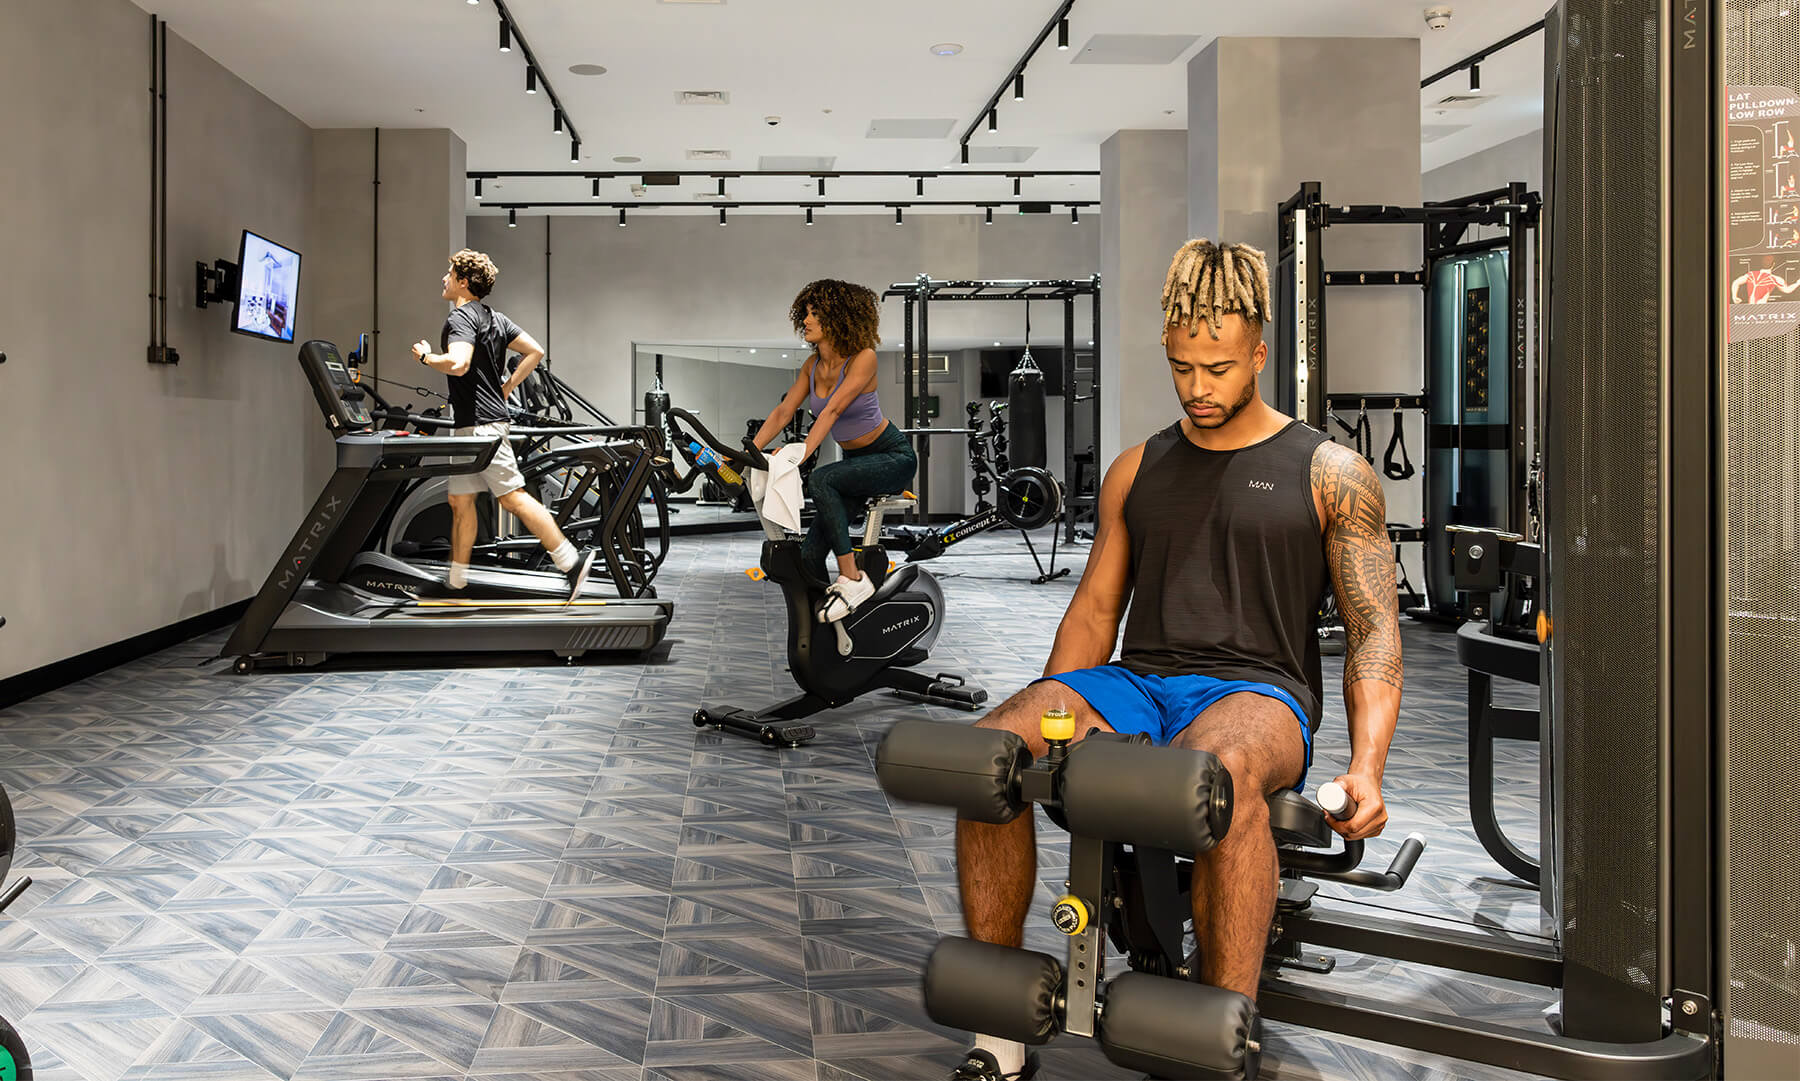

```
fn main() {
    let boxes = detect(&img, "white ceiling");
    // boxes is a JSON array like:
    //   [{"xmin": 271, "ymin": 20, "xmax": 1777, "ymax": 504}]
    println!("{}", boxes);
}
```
[{"xmin": 131, "ymin": 0, "xmax": 1548, "ymax": 215}]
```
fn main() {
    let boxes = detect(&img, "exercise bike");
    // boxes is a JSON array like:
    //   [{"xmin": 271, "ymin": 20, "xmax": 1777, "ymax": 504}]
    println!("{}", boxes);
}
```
[{"xmin": 666, "ymin": 408, "xmax": 987, "ymax": 748}]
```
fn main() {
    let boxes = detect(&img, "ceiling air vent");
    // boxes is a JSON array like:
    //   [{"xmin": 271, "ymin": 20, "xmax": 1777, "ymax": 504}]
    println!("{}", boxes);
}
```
[
  {"xmin": 686, "ymin": 149, "xmax": 732, "ymax": 160},
  {"xmin": 678, "ymin": 90, "xmax": 730, "ymax": 105}
]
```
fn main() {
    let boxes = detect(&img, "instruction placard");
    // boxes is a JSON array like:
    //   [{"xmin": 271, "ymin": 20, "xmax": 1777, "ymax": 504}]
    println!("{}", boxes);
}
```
[{"xmin": 1729, "ymin": 85, "xmax": 1800, "ymax": 341}]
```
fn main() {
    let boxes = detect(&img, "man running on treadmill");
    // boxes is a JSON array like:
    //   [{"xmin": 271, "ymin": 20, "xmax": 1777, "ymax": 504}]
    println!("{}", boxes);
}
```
[
  {"xmin": 949, "ymin": 239, "xmax": 1403, "ymax": 1081},
  {"xmin": 411, "ymin": 249, "xmax": 596, "ymax": 601}
]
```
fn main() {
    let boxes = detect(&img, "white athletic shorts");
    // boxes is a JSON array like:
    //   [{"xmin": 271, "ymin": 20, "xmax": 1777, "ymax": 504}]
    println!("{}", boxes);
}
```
[{"xmin": 448, "ymin": 422, "xmax": 527, "ymax": 497}]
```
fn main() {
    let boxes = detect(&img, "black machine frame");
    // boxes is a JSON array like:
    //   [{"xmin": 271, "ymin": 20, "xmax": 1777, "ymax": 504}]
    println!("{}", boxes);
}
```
[
  {"xmin": 1276, "ymin": 182, "xmax": 1541, "ymax": 613},
  {"xmin": 883, "ymin": 276, "xmax": 1101, "ymax": 543}
]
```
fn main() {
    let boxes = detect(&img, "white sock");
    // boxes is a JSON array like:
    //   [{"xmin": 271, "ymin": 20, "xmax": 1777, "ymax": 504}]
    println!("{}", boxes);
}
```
[
  {"xmin": 548, "ymin": 541, "xmax": 578, "ymax": 572},
  {"xmin": 972, "ymin": 1035, "xmax": 1025, "ymax": 1077},
  {"xmin": 447, "ymin": 561, "xmax": 469, "ymax": 589}
]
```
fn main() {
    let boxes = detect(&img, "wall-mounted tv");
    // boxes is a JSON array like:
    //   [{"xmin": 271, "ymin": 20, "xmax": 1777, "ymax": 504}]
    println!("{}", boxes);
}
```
[{"xmin": 232, "ymin": 230, "xmax": 301, "ymax": 343}]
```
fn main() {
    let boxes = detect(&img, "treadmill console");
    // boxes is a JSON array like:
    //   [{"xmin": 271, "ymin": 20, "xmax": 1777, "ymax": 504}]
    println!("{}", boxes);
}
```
[{"xmin": 298, "ymin": 339, "xmax": 374, "ymax": 432}]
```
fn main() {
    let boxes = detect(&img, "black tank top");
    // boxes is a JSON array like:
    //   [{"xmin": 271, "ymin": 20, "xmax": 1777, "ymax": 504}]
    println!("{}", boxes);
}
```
[{"xmin": 1118, "ymin": 420, "xmax": 1331, "ymax": 727}]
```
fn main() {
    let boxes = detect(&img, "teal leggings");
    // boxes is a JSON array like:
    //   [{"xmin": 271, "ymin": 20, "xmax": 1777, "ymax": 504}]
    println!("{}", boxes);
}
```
[{"xmin": 802, "ymin": 424, "xmax": 917, "ymax": 579}]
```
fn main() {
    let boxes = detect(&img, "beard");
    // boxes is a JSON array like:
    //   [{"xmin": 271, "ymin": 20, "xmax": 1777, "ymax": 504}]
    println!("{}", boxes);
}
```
[{"xmin": 1184, "ymin": 378, "xmax": 1258, "ymax": 428}]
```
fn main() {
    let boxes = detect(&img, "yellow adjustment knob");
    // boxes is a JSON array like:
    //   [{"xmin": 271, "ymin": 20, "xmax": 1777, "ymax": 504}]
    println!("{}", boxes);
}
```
[
  {"xmin": 1537, "ymin": 611, "xmax": 1552, "ymax": 644},
  {"xmin": 1051, "ymin": 895, "xmax": 1089, "ymax": 936},
  {"xmin": 1040, "ymin": 708, "xmax": 1075, "ymax": 743}
]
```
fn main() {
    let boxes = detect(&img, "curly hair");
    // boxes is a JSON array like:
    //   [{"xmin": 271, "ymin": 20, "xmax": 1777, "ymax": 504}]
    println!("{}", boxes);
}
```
[
  {"xmin": 449, "ymin": 249, "xmax": 499, "ymax": 299},
  {"xmin": 790, "ymin": 279, "xmax": 881, "ymax": 356},
  {"xmin": 1160, "ymin": 238, "xmax": 1272, "ymax": 341}
]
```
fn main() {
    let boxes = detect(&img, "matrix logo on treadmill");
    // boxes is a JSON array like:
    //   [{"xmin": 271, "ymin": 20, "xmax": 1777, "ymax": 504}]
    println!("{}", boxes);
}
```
[{"xmin": 275, "ymin": 495, "xmax": 344, "ymax": 592}]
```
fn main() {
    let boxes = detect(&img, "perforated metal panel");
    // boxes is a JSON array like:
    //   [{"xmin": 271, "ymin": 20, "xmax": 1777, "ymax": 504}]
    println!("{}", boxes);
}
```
[
  {"xmin": 1724, "ymin": 3, "xmax": 1800, "ymax": 1069},
  {"xmin": 1542, "ymin": 0, "xmax": 1665, "ymax": 1041}
]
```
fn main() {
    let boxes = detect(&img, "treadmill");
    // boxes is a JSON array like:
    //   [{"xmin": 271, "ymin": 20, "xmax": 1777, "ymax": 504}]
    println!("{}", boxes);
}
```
[
  {"xmin": 221, "ymin": 340, "xmax": 672, "ymax": 670},
  {"xmin": 295, "ymin": 334, "xmax": 652, "ymax": 603}
]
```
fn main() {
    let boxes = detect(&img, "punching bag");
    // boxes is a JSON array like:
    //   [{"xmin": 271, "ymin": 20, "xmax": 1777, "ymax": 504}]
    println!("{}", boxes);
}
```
[
  {"xmin": 643, "ymin": 375, "xmax": 670, "ymax": 438},
  {"xmin": 1007, "ymin": 351, "xmax": 1048, "ymax": 470}
]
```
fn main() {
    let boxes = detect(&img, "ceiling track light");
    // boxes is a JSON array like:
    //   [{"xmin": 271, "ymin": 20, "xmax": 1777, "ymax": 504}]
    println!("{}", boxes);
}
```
[
  {"xmin": 915, "ymin": 177, "xmax": 925, "ymax": 196},
  {"xmin": 961, "ymin": 144, "xmax": 969, "ymax": 164},
  {"xmin": 526, "ymin": 67, "xmax": 538, "ymax": 94},
  {"xmin": 985, "ymin": 207, "xmax": 994, "ymax": 225},
  {"xmin": 988, "ymin": 109, "xmax": 997, "ymax": 132},
  {"xmin": 1013, "ymin": 177, "xmax": 1022, "ymax": 196},
  {"xmin": 1469, "ymin": 63, "xmax": 1481, "ymax": 92},
  {"xmin": 1013, "ymin": 73, "xmax": 1024, "ymax": 101},
  {"xmin": 805, "ymin": 208, "xmax": 814, "ymax": 225},
  {"xmin": 499, "ymin": 19, "xmax": 511, "ymax": 52},
  {"xmin": 1057, "ymin": 17, "xmax": 1069, "ymax": 49},
  {"xmin": 507, "ymin": 208, "xmax": 517, "ymax": 227},
  {"xmin": 717, "ymin": 177, "xmax": 726, "ymax": 196},
  {"xmin": 553, "ymin": 110, "xmax": 563, "ymax": 134},
  {"xmin": 1070, "ymin": 206, "xmax": 1079, "ymax": 224},
  {"xmin": 474, "ymin": 178, "xmax": 483, "ymax": 200},
  {"xmin": 591, "ymin": 178, "xmax": 601, "ymax": 199},
  {"xmin": 817, "ymin": 177, "xmax": 826, "ymax": 196},
  {"xmin": 569, "ymin": 138, "xmax": 580, "ymax": 162},
  {"xmin": 618, "ymin": 209, "xmax": 626, "ymax": 227},
  {"xmin": 895, "ymin": 207, "xmax": 904, "ymax": 225},
  {"xmin": 719, "ymin": 208, "xmax": 727, "ymax": 226}
]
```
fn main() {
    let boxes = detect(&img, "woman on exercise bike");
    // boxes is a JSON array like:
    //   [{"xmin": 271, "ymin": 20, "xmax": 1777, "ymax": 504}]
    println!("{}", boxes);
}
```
[{"xmin": 751, "ymin": 279, "xmax": 916, "ymax": 620}]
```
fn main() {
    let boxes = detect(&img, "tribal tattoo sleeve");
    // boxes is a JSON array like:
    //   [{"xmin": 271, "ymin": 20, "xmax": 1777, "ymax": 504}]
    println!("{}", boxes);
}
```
[{"xmin": 1313, "ymin": 442, "xmax": 1404, "ymax": 691}]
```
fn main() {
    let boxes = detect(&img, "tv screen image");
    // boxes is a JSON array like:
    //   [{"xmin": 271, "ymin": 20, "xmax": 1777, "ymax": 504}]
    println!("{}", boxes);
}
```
[{"xmin": 234, "ymin": 230, "xmax": 300, "ymax": 343}]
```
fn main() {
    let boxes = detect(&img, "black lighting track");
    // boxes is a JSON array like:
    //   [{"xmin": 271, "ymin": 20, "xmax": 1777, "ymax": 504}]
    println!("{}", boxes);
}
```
[
  {"xmin": 1419, "ymin": 19, "xmax": 1547, "ymax": 90},
  {"xmin": 488, "ymin": 200, "xmax": 1099, "ymax": 210},
  {"xmin": 488, "ymin": 0, "xmax": 582, "ymax": 157},
  {"xmin": 957, "ymin": 0, "xmax": 1077, "ymax": 162},
  {"xmin": 468, "ymin": 169, "xmax": 1099, "ymax": 180}
]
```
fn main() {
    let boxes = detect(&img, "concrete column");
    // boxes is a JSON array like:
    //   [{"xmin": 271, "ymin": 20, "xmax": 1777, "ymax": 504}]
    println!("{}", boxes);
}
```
[
  {"xmin": 309, "ymin": 128, "xmax": 466, "ymax": 395},
  {"xmin": 1187, "ymin": 37, "xmax": 1425, "ymax": 579},
  {"xmin": 1100, "ymin": 129, "xmax": 1188, "ymax": 466},
  {"xmin": 1189, "ymin": 37, "xmax": 1422, "ymax": 395}
]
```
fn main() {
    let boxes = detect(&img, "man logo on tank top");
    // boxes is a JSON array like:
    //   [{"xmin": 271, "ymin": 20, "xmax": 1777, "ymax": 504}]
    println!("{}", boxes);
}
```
[{"xmin": 1248, "ymin": 480, "xmax": 1276, "ymax": 491}]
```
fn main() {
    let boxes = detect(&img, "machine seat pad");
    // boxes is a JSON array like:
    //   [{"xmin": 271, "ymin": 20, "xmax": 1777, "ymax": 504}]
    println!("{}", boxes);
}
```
[{"xmin": 1268, "ymin": 788, "xmax": 1332, "ymax": 849}]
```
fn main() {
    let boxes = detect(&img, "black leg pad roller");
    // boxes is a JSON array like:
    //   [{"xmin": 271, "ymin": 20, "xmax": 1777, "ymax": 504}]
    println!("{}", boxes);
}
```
[
  {"xmin": 1059, "ymin": 740, "xmax": 1234, "ymax": 853},
  {"xmin": 876, "ymin": 721, "xmax": 1031, "ymax": 824},
  {"xmin": 923, "ymin": 936, "xmax": 1063, "ymax": 1045},
  {"xmin": 1098, "ymin": 972, "xmax": 1261, "ymax": 1079}
]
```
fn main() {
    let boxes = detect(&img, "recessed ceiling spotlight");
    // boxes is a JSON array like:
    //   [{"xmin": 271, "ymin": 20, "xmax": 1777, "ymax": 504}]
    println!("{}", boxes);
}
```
[
  {"xmin": 569, "ymin": 64, "xmax": 608, "ymax": 76},
  {"xmin": 613, "ymin": 155, "xmax": 643, "ymax": 163},
  {"xmin": 930, "ymin": 43, "xmax": 964, "ymax": 57}
]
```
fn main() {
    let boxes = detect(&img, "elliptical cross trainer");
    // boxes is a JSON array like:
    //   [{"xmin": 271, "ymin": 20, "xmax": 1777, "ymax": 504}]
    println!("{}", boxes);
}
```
[{"xmin": 666, "ymin": 407, "xmax": 986, "ymax": 747}]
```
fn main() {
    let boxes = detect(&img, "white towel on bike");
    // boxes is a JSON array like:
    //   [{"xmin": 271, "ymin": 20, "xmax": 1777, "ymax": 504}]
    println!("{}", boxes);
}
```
[{"xmin": 746, "ymin": 444, "xmax": 808, "ymax": 534}]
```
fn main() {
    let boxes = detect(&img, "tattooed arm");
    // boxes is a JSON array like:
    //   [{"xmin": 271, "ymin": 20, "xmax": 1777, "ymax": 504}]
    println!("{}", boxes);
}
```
[{"xmin": 1312, "ymin": 441, "xmax": 1403, "ymax": 840}]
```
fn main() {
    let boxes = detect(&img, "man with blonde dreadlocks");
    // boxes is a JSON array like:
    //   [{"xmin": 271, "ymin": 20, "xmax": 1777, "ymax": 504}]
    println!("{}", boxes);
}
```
[{"xmin": 946, "ymin": 239, "xmax": 1402, "ymax": 1081}]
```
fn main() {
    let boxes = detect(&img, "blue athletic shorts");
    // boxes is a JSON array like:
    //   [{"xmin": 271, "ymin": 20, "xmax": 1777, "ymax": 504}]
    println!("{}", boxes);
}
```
[{"xmin": 1034, "ymin": 666, "xmax": 1313, "ymax": 788}]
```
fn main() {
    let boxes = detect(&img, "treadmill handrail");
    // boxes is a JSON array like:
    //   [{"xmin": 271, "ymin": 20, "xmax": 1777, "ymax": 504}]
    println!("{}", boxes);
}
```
[{"xmin": 353, "ymin": 434, "xmax": 500, "ymax": 479}]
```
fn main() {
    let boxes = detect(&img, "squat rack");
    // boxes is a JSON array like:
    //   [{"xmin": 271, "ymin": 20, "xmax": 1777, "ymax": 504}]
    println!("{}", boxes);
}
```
[
  {"xmin": 883, "ymin": 275, "xmax": 1102, "ymax": 542},
  {"xmin": 1275, "ymin": 181, "xmax": 1540, "ymax": 537}
]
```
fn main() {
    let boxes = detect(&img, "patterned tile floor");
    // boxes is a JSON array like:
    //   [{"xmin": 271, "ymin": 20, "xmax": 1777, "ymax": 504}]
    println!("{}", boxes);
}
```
[{"xmin": 0, "ymin": 529, "xmax": 1552, "ymax": 1080}]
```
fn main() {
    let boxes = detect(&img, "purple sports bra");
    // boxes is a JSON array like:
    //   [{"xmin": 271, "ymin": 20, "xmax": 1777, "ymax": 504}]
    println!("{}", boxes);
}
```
[{"xmin": 807, "ymin": 358, "xmax": 887, "ymax": 444}]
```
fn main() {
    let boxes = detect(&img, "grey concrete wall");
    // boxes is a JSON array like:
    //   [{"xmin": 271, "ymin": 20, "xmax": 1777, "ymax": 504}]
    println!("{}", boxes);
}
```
[
  {"xmin": 1189, "ymin": 36, "xmax": 1426, "ymax": 585},
  {"xmin": 1101, "ymin": 130, "xmax": 1190, "ymax": 465},
  {"xmin": 1422, "ymin": 129, "xmax": 1543, "ymax": 216},
  {"xmin": 465, "ymin": 212, "xmax": 1099, "ymax": 427},
  {"xmin": 0, "ymin": 0, "xmax": 317, "ymax": 680}
]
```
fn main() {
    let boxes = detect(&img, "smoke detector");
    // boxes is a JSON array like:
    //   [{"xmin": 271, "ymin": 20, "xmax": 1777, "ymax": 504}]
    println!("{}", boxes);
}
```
[{"xmin": 1424, "ymin": 6, "xmax": 1452, "ymax": 30}]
